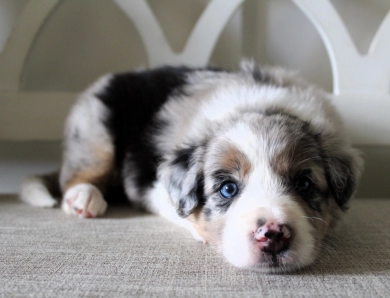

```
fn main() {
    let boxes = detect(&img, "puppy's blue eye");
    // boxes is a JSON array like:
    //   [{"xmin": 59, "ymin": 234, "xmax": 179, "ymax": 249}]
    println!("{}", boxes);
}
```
[{"xmin": 220, "ymin": 182, "xmax": 239, "ymax": 198}]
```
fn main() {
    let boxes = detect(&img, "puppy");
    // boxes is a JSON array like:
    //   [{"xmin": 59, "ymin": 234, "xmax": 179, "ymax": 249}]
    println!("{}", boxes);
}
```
[{"xmin": 21, "ymin": 61, "xmax": 362, "ymax": 272}]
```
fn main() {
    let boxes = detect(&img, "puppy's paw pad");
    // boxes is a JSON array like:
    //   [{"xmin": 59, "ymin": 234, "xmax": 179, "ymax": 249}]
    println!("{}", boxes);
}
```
[{"xmin": 62, "ymin": 184, "xmax": 107, "ymax": 218}]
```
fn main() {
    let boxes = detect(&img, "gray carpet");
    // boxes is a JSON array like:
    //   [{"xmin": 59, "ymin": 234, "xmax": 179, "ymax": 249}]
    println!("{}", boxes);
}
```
[{"xmin": 1, "ymin": 195, "xmax": 389, "ymax": 297}]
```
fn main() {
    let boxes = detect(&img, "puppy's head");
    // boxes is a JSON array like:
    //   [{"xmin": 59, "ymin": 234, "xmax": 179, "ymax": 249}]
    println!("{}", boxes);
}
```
[{"xmin": 159, "ymin": 112, "xmax": 362, "ymax": 272}]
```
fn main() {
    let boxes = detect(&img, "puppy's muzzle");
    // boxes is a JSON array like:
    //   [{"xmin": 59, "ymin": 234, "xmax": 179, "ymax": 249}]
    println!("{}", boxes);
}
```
[{"xmin": 253, "ymin": 220, "xmax": 292, "ymax": 255}]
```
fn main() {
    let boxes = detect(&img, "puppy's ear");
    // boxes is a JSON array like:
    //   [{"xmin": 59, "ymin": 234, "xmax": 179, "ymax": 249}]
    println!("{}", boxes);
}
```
[
  {"xmin": 158, "ymin": 145, "xmax": 205, "ymax": 217},
  {"xmin": 319, "ymin": 133, "xmax": 363, "ymax": 211}
]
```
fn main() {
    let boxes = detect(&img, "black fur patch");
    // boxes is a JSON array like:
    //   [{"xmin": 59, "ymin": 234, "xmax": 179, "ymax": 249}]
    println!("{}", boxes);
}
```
[
  {"xmin": 171, "ymin": 146, "xmax": 197, "ymax": 170},
  {"xmin": 177, "ymin": 172, "xmax": 205, "ymax": 217},
  {"xmin": 252, "ymin": 67, "xmax": 275, "ymax": 85},
  {"xmin": 96, "ymin": 66, "xmax": 223, "ymax": 199},
  {"xmin": 97, "ymin": 66, "xmax": 192, "ymax": 196},
  {"xmin": 323, "ymin": 154, "xmax": 356, "ymax": 211},
  {"xmin": 315, "ymin": 130, "xmax": 360, "ymax": 212}
]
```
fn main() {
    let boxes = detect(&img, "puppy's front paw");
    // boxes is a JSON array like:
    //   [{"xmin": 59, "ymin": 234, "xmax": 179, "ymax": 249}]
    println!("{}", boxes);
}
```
[{"xmin": 62, "ymin": 183, "xmax": 107, "ymax": 218}]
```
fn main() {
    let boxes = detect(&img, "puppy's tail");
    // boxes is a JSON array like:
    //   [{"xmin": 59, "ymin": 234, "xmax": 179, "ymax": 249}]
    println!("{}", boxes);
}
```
[{"xmin": 20, "ymin": 172, "xmax": 61, "ymax": 208}]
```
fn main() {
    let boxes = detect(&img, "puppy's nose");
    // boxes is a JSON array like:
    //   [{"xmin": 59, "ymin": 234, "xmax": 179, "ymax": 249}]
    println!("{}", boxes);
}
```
[{"xmin": 254, "ymin": 221, "xmax": 292, "ymax": 254}]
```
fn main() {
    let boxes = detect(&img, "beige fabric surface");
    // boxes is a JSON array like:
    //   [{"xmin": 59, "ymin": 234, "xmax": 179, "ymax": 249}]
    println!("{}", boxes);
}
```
[{"xmin": 1, "ymin": 195, "xmax": 389, "ymax": 297}]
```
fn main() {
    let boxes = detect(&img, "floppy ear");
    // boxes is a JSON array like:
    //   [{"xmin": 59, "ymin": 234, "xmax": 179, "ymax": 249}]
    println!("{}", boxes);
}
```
[
  {"xmin": 158, "ymin": 145, "xmax": 206, "ymax": 217},
  {"xmin": 319, "ymin": 133, "xmax": 363, "ymax": 211}
]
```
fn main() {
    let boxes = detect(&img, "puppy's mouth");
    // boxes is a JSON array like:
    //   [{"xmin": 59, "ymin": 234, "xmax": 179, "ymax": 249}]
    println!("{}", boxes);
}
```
[
  {"xmin": 250, "ymin": 248, "xmax": 299, "ymax": 272},
  {"xmin": 251, "ymin": 255, "xmax": 295, "ymax": 274}
]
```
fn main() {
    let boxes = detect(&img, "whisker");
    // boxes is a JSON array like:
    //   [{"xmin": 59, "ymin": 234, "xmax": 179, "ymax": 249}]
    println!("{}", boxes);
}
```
[
  {"xmin": 302, "ymin": 216, "xmax": 329, "ymax": 226},
  {"xmin": 288, "ymin": 250, "xmax": 299, "ymax": 258},
  {"xmin": 321, "ymin": 243, "xmax": 338, "ymax": 255},
  {"xmin": 294, "ymin": 156, "xmax": 321, "ymax": 167},
  {"xmin": 291, "ymin": 149, "xmax": 318, "ymax": 164},
  {"xmin": 322, "ymin": 238, "xmax": 340, "ymax": 249},
  {"xmin": 290, "ymin": 139, "xmax": 298, "ymax": 162},
  {"xmin": 324, "ymin": 233, "xmax": 340, "ymax": 240},
  {"xmin": 283, "ymin": 255, "xmax": 295, "ymax": 265}
]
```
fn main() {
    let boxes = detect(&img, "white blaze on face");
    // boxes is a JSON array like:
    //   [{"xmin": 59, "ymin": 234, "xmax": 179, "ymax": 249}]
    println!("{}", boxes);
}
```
[
  {"xmin": 218, "ymin": 122, "xmax": 316, "ymax": 270},
  {"xmin": 219, "ymin": 122, "xmax": 262, "ymax": 164}
]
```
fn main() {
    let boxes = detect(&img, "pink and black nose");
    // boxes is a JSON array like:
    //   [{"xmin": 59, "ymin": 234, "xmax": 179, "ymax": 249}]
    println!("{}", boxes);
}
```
[{"xmin": 254, "ymin": 221, "xmax": 292, "ymax": 254}]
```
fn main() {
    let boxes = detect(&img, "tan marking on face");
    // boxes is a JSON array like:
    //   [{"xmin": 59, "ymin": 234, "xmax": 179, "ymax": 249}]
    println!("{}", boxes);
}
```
[
  {"xmin": 272, "ymin": 139, "xmax": 319, "ymax": 177},
  {"xmin": 65, "ymin": 147, "xmax": 114, "ymax": 191},
  {"xmin": 218, "ymin": 144, "xmax": 252, "ymax": 178},
  {"xmin": 187, "ymin": 205, "xmax": 227, "ymax": 246},
  {"xmin": 187, "ymin": 212, "xmax": 209, "ymax": 243}
]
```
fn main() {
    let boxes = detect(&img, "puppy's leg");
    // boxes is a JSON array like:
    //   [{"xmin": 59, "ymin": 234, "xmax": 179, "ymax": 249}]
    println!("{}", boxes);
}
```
[{"xmin": 60, "ymin": 75, "xmax": 114, "ymax": 218}]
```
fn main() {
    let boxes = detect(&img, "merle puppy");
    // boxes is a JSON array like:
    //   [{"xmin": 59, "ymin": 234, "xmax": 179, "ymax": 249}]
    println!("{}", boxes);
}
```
[{"xmin": 21, "ymin": 61, "xmax": 362, "ymax": 272}]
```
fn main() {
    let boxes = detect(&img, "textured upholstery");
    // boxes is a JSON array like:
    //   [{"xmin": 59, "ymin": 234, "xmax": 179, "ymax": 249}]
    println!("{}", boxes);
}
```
[{"xmin": 1, "ymin": 195, "xmax": 389, "ymax": 297}]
